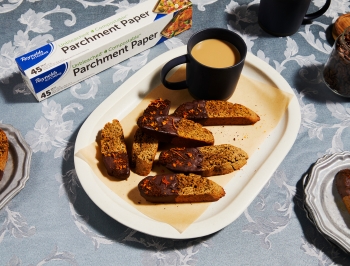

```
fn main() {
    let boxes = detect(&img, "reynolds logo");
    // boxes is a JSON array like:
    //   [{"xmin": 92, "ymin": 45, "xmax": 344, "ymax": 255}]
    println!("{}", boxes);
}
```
[
  {"xmin": 31, "ymin": 63, "xmax": 68, "ymax": 93},
  {"xmin": 20, "ymin": 50, "xmax": 48, "ymax": 61},
  {"xmin": 15, "ymin": 43, "xmax": 54, "ymax": 72},
  {"xmin": 34, "ymin": 70, "xmax": 59, "ymax": 84}
]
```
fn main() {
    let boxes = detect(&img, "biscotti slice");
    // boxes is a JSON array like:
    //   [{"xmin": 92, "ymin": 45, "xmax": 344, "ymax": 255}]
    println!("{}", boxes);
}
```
[
  {"xmin": 137, "ymin": 115, "xmax": 214, "ymax": 147},
  {"xmin": 173, "ymin": 100, "xmax": 260, "ymax": 126},
  {"xmin": 131, "ymin": 128, "xmax": 159, "ymax": 176},
  {"xmin": 143, "ymin": 98, "xmax": 171, "ymax": 116},
  {"xmin": 335, "ymin": 169, "xmax": 350, "ymax": 214},
  {"xmin": 159, "ymin": 144, "xmax": 248, "ymax": 177},
  {"xmin": 138, "ymin": 173, "xmax": 225, "ymax": 203},
  {"xmin": 0, "ymin": 129, "xmax": 9, "ymax": 181},
  {"xmin": 131, "ymin": 99, "xmax": 171, "ymax": 176},
  {"xmin": 100, "ymin": 119, "xmax": 130, "ymax": 179}
]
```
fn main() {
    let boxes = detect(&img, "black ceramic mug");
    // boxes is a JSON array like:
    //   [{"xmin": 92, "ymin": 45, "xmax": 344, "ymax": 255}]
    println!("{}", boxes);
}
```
[
  {"xmin": 160, "ymin": 28, "xmax": 247, "ymax": 100},
  {"xmin": 258, "ymin": 0, "xmax": 331, "ymax": 37}
]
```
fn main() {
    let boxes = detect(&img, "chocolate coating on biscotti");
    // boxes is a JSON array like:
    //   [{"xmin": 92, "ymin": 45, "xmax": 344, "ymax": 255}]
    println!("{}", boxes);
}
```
[
  {"xmin": 137, "ymin": 115, "xmax": 178, "ymax": 141},
  {"xmin": 138, "ymin": 173, "xmax": 225, "ymax": 203},
  {"xmin": 159, "ymin": 144, "xmax": 248, "ymax": 177},
  {"xmin": 173, "ymin": 100, "xmax": 208, "ymax": 123},
  {"xmin": 159, "ymin": 147, "xmax": 204, "ymax": 174},
  {"xmin": 137, "ymin": 115, "xmax": 214, "ymax": 147},
  {"xmin": 144, "ymin": 98, "xmax": 171, "ymax": 116},
  {"xmin": 100, "ymin": 119, "xmax": 130, "ymax": 180},
  {"xmin": 102, "ymin": 153, "xmax": 130, "ymax": 179},
  {"xmin": 336, "ymin": 169, "xmax": 350, "ymax": 198},
  {"xmin": 139, "ymin": 174, "xmax": 179, "ymax": 200},
  {"xmin": 173, "ymin": 100, "xmax": 260, "ymax": 126},
  {"xmin": 131, "ymin": 99, "xmax": 170, "ymax": 176}
]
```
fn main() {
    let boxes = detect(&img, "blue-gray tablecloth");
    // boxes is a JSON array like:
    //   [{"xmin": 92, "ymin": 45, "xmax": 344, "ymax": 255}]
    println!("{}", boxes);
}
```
[{"xmin": 1, "ymin": 0, "xmax": 350, "ymax": 265}]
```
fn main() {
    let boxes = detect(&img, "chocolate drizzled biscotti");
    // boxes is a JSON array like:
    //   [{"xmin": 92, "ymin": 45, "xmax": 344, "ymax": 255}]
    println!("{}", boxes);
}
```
[
  {"xmin": 173, "ymin": 100, "xmax": 260, "ymax": 126},
  {"xmin": 0, "ymin": 129, "xmax": 9, "ymax": 181},
  {"xmin": 100, "ymin": 119, "xmax": 130, "ymax": 179},
  {"xmin": 137, "ymin": 115, "xmax": 214, "ymax": 147},
  {"xmin": 131, "ymin": 98, "xmax": 171, "ymax": 176},
  {"xmin": 138, "ymin": 173, "xmax": 225, "ymax": 203},
  {"xmin": 159, "ymin": 144, "xmax": 248, "ymax": 177},
  {"xmin": 142, "ymin": 98, "xmax": 171, "ymax": 116},
  {"xmin": 335, "ymin": 169, "xmax": 350, "ymax": 214}
]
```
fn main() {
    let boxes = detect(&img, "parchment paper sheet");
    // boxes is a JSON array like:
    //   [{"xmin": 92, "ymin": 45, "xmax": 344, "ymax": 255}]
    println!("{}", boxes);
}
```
[{"xmin": 76, "ymin": 66, "xmax": 293, "ymax": 233}]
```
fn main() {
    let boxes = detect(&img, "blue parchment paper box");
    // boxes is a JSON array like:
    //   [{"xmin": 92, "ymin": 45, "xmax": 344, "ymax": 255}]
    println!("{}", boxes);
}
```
[{"xmin": 15, "ymin": 0, "xmax": 192, "ymax": 101}]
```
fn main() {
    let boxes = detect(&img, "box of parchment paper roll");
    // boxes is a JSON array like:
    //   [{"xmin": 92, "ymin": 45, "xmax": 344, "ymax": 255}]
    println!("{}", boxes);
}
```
[{"xmin": 15, "ymin": 0, "xmax": 192, "ymax": 101}]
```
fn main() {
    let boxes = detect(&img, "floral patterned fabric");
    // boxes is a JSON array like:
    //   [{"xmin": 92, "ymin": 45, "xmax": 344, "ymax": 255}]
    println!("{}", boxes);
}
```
[{"xmin": 1, "ymin": 0, "xmax": 350, "ymax": 265}]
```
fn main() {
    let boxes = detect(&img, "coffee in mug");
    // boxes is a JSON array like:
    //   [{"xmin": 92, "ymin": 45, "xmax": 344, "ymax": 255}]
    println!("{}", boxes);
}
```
[
  {"xmin": 191, "ymin": 39, "xmax": 241, "ymax": 68},
  {"xmin": 161, "ymin": 28, "xmax": 247, "ymax": 100}
]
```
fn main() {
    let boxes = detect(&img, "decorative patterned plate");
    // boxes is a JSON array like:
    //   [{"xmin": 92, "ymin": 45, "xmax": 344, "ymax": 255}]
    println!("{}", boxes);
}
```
[
  {"xmin": 0, "ymin": 124, "xmax": 32, "ymax": 209},
  {"xmin": 74, "ymin": 46, "xmax": 301, "ymax": 239},
  {"xmin": 304, "ymin": 152, "xmax": 350, "ymax": 253}
]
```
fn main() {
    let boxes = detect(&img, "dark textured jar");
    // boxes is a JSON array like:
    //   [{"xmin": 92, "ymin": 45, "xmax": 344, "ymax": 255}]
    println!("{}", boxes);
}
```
[{"xmin": 323, "ymin": 26, "xmax": 350, "ymax": 97}]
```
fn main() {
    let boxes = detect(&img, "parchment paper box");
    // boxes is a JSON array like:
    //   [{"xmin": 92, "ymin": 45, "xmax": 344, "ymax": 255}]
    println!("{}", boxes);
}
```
[{"xmin": 15, "ymin": 0, "xmax": 192, "ymax": 102}]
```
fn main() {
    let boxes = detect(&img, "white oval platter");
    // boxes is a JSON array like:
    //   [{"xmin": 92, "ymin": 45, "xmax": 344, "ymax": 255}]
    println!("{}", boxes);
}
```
[{"xmin": 74, "ymin": 46, "xmax": 301, "ymax": 239}]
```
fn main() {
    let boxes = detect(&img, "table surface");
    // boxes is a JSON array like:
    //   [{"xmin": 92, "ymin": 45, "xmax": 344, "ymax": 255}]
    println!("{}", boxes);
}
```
[{"xmin": 1, "ymin": 0, "xmax": 350, "ymax": 265}]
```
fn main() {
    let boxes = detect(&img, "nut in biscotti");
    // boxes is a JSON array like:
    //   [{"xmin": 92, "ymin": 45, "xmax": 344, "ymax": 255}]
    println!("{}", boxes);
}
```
[
  {"xmin": 138, "ymin": 173, "xmax": 225, "ymax": 203},
  {"xmin": 159, "ymin": 144, "xmax": 248, "ymax": 177},
  {"xmin": 173, "ymin": 100, "xmax": 260, "ymax": 126},
  {"xmin": 137, "ymin": 115, "xmax": 214, "ymax": 147},
  {"xmin": 0, "ymin": 129, "xmax": 9, "ymax": 181},
  {"xmin": 100, "ymin": 119, "xmax": 130, "ymax": 179}
]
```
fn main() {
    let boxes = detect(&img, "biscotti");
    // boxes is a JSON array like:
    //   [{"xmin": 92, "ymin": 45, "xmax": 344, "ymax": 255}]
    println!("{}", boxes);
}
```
[
  {"xmin": 138, "ymin": 173, "xmax": 225, "ymax": 203},
  {"xmin": 131, "ymin": 98, "xmax": 171, "ymax": 176},
  {"xmin": 100, "ymin": 119, "xmax": 130, "ymax": 179},
  {"xmin": 173, "ymin": 100, "xmax": 260, "ymax": 126},
  {"xmin": 142, "ymin": 98, "xmax": 171, "ymax": 116},
  {"xmin": 0, "ymin": 129, "xmax": 9, "ymax": 181},
  {"xmin": 137, "ymin": 115, "xmax": 214, "ymax": 147},
  {"xmin": 131, "ymin": 128, "xmax": 159, "ymax": 176},
  {"xmin": 159, "ymin": 144, "xmax": 248, "ymax": 177},
  {"xmin": 335, "ymin": 169, "xmax": 350, "ymax": 214}
]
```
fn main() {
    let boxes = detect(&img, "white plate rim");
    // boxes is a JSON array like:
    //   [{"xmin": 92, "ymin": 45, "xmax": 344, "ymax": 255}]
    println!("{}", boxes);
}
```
[
  {"xmin": 0, "ymin": 123, "xmax": 32, "ymax": 210},
  {"xmin": 74, "ymin": 46, "xmax": 301, "ymax": 239},
  {"xmin": 304, "ymin": 151, "xmax": 350, "ymax": 253}
]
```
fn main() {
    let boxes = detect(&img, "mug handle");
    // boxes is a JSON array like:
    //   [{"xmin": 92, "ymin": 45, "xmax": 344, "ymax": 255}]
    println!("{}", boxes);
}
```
[
  {"xmin": 161, "ymin": 54, "xmax": 188, "ymax": 90},
  {"xmin": 303, "ymin": 0, "xmax": 331, "ymax": 22}
]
